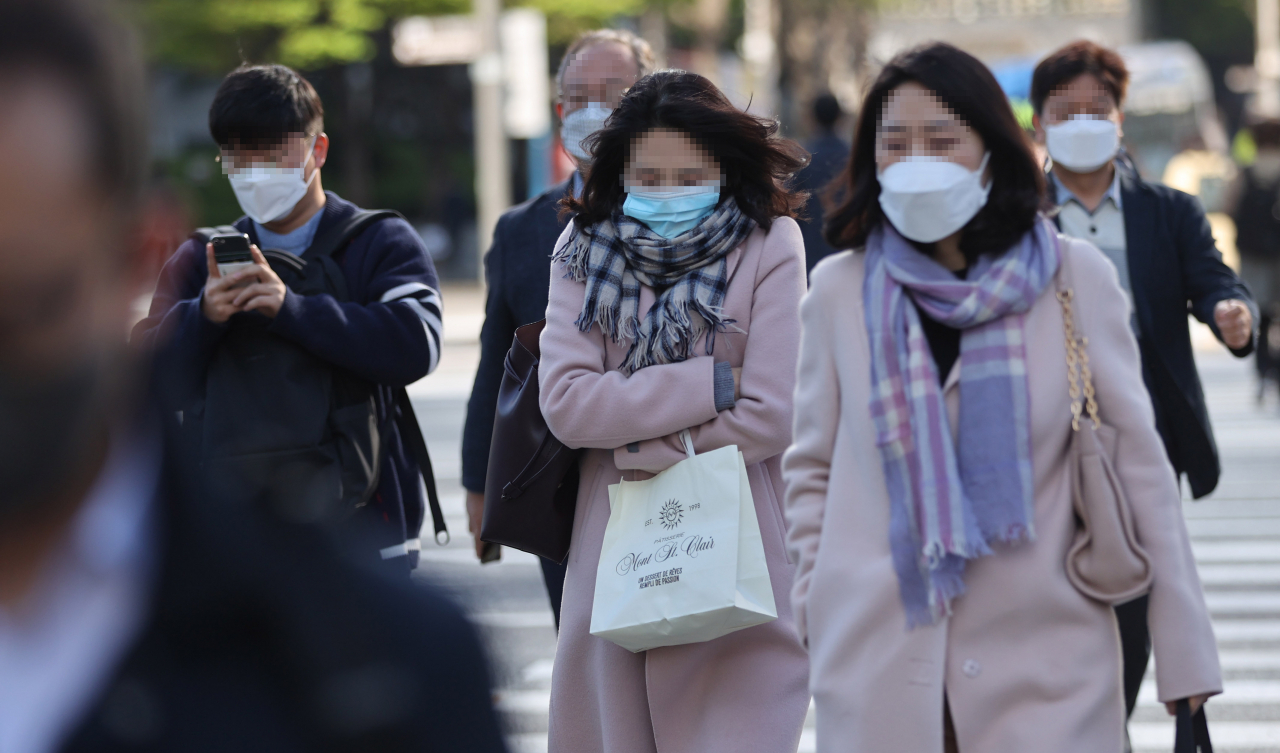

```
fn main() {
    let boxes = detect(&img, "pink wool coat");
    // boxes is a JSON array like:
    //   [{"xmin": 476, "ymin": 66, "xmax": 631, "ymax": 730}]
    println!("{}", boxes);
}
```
[
  {"xmin": 783, "ymin": 237, "xmax": 1222, "ymax": 753},
  {"xmin": 539, "ymin": 217, "xmax": 811, "ymax": 753}
]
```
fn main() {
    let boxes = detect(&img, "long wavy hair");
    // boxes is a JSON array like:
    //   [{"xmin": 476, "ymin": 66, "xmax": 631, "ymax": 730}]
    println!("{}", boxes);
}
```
[
  {"xmin": 563, "ymin": 69, "xmax": 808, "ymax": 232},
  {"xmin": 824, "ymin": 42, "xmax": 1045, "ymax": 262}
]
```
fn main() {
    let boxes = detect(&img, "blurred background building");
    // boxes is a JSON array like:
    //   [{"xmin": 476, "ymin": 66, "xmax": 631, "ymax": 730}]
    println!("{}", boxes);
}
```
[{"xmin": 132, "ymin": 0, "xmax": 1274, "ymax": 279}]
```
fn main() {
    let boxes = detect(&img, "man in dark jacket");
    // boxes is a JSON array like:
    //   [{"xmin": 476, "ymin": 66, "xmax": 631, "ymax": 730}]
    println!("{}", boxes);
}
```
[
  {"xmin": 0, "ymin": 2, "xmax": 505, "ymax": 750},
  {"xmin": 1032, "ymin": 40, "xmax": 1256, "ymax": 731},
  {"xmin": 133, "ymin": 65, "xmax": 444, "ymax": 574},
  {"xmin": 794, "ymin": 94, "xmax": 850, "ymax": 276},
  {"xmin": 460, "ymin": 29, "xmax": 653, "ymax": 625}
]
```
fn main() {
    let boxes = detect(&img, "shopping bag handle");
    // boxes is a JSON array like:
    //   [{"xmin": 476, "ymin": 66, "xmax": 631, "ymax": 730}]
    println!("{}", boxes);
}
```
[{"xmin": 679, "ymin": 429, "xmax": 695, "ymax": 459}]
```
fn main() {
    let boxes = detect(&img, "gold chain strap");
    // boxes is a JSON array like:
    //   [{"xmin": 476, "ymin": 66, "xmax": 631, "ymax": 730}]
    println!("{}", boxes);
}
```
[{"xmin": 1057, "ymin": 288, "xmax": 1100, "ymax": 432}]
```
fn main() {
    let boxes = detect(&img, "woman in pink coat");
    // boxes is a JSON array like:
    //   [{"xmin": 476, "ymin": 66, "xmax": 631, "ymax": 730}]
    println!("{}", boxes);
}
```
[
  {"xmin": 538, "ymin": 70, "xmax": 811, "ymax": 752},
  {"xmin": 783, "ymin": 43, "xmax": 1222, "ymax": 752}
]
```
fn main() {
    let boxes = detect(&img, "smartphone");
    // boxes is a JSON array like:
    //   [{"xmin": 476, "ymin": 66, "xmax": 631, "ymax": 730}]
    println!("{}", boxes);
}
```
[
  {"xmin": 480, "ymin": 540, "xmax": 502, "ymax": 564},
  {"xmin": 210, "ymin": 233, "xmax": 255, "ymax": 278}
]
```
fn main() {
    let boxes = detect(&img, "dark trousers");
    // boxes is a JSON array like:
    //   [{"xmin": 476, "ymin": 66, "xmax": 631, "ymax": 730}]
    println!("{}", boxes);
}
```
[
  {"xmin": 540, "ymin": 556, "xmax": 567, "ymax": 631},
  {"xmin": 1117, "ymin": 594, "xmax": 1152, "ymax": 717}
]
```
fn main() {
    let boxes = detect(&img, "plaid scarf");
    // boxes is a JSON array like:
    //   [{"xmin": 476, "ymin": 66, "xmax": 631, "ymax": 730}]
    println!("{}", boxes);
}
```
[
  {"xmin": 864, "ymin": 218, "xmax": 1060, "ymax": 628},
  {"xmin": 554, "ymin": 200, "xmax": 756, "ymax": 373}
]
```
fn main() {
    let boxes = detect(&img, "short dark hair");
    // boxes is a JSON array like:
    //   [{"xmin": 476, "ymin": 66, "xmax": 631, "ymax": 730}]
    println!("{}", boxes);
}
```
[
  {"xmin": 813, "ymin": 94, "xmax": 842, "ymax": 129},
  {"xmin": 824, "ymin": 42, "xmax": 1045, "ymax": 262},
  {"xmin": 565, "ymin": 70, "xmax": 808, "ymax": 231},
  {"xmin": 0, "ymin": 0, "xmax": 146, "ymax": 207},
  {"xmin": 209, "ymin": 65, "xmax": 325, "ymax": 148},
  {"xmin": 1030, "ymin": 40, "xmax": 1129, "ymax": 115}
]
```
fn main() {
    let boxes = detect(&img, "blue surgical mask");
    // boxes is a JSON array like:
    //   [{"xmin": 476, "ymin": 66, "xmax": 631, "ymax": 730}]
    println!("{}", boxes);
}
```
[{"xmin": 622, "ymin": 185, "xmax": 721, "ymax": 239}]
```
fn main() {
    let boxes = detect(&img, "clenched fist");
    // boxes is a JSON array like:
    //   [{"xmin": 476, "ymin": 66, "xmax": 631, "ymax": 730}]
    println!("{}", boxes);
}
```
[{"xmin": 1213, "ymin": 299, "xmax": 1252, "ymax": 350}]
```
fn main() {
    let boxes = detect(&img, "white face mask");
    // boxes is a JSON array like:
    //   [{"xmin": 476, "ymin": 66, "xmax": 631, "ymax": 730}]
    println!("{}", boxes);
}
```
[
  {"xmin": 227, "ymin": 137, "xmax": 317, "ymax": 224},
  {"xmin": 561, "ymin": 104, "xmax": 612, "ymax": 163},
  {"xmin": 1045, "ymin": 116, "xmax": 1120, "ymax": 173},
  {"xmin": 878, "ymin": 153, "xmax": 991, "ymax": 244}
]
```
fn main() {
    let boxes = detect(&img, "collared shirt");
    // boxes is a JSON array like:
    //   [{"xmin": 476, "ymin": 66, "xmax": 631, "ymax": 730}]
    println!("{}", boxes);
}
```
[
  {"xmin": 253, "ymin": 201, "xmax": 326, "ymax": 256},
  {"xmin": 1052, "ymin": 165, "xmax": 1132, "ymax": 297},
  {"xmin": 0, "ymin": 436, "xmax": 160, "ymax": 753}
]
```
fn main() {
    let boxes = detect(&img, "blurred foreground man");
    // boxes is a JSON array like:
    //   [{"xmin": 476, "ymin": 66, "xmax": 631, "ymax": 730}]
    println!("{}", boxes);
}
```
[
  {"xmin": 0, "ymin": 2, "xmax": 505, "ymax": 751},
  {"xmin": 460, "ymin": 29, "xmax": 653, "ymax": 626},
  {"xmin": 1032, "ymin": 39, "xmax": 1255, "ymax": 733}
]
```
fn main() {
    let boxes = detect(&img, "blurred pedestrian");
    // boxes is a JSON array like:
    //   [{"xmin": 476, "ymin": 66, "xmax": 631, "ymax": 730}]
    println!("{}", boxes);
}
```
[
  {"xmin": 786, "ymin": 42, "xmax": 1220, "ymax": 752},
  {"xmin": 1229, "ymin": 119, "xmax": 1280, "ymax": 400},
  {"xmin": 134, "ymin": 65, "xmax": 444, "ymax": 574},
  {"xmin": 461, "ymin": 29, "xmax": 654, "ymax": 624},
  {"xmin": 1031, "ymin": 39, "xmax": 1254, "ymax": 725},
  {"xmin": 794, "ymin": 93, "xmax": 850, "ymax": 275},
  {"xmin": 539, "ymin": 70, "xmax": 810, "ymax": 752},
  {"xmin": 0, "ymin": 1, "xmax": 505, "ymax": 751}
]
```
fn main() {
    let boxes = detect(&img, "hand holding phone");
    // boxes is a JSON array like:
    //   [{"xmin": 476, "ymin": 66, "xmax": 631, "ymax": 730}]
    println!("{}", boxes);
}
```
[
  {"xmin": 202, "ymin": 239, "xmax": 257, "ymax": 324},
  {"xmin": 211, "ymin": 233, "xmax": 255, "ymax": 278}
]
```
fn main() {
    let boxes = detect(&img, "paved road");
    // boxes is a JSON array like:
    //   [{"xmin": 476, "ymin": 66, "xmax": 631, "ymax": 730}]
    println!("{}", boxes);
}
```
[{"xmin": 410, "ymin": 301, "xmax": 1280, "ymax": 752}]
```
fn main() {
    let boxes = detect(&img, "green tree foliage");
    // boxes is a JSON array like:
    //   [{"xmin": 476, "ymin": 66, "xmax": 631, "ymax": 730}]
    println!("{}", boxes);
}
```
[
  {"xmin": 511, "ymin": 0, "xmax": 646, "ymax": 46},
  {"xmin": 135, "ymin": 0, "xmax": 651, "ymax": 71},
  {"xmin": 132, "ymin": 0, "xmax": 469, "ymax": 72},
  {"xmin": 1147, "ymin": 0, "xmax": 1254, "ymax": 68}
]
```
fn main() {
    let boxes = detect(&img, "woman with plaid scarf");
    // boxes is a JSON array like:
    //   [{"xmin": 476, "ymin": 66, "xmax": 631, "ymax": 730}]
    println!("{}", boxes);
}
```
[
  {"xmin": 537, "ymin": 70, "xmax": 812, "ymax": 752},
  {"xmin": 783, "ymin": 43, "xmax": 1219, "ymax": 752}
]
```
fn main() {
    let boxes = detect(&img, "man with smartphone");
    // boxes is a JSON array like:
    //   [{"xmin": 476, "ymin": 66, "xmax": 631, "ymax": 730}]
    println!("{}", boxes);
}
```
[{"xmin": 135, "ymin": 65, "xmax": 444, "ymax": 574}]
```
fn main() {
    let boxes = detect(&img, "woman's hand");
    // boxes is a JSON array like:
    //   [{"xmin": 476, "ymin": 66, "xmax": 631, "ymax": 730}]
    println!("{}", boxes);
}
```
[
  {"xmin": 1165, "ymin": 693, "xmax": 1212, "ymax": 716},
  {"xmin": 731, "ymin": 367, "xmax": 742, "ymax": 400}
]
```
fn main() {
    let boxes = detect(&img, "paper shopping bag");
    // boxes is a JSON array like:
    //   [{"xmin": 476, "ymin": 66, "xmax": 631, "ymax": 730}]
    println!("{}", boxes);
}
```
[{"xmin": 590, "ymin": 433, "xmax": 777, "ymax": 653}]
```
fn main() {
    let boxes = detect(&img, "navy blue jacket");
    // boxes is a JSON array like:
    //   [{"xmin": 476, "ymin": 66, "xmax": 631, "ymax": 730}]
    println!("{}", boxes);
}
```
[
  {"xmin": 133, "ymin": 192, "xmax": 443, "ymax": 562},
  {"xmin": 1051, "ymin": 163, "xmax": 1256, "ymax": 498},
  {"xmin": 461, "ymin": 180, "xmax": 572, "ymax": 493}
]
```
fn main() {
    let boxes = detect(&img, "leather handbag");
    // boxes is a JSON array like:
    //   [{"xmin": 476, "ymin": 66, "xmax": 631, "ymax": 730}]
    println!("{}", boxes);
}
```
[
  {"xmin": 480, "ymin": 319, "xmax": 582, "ymax": 563},
  {"xmin": 1054, "ymin": 241, "xmax": 1155, "ymax": 604}
]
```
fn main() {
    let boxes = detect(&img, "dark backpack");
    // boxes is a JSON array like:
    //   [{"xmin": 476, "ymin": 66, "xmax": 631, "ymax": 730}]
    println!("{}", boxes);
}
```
[{"xmin": 186, "ymin": 211, "xmax": 447, "ymax": 544}]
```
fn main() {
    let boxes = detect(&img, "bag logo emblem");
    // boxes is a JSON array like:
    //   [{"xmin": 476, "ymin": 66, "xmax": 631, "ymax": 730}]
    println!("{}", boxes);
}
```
[{"xmin": 659, "ymin": 499, "xmax": 684, "ymax": 530}]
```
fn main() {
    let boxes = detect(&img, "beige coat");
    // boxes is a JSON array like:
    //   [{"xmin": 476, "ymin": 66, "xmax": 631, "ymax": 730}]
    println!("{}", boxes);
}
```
[
  {"xmin": 783, "ymin": 237, "xmax": 1222, "ymax": 753},
  {"xmin": 538, "ymin": 217, "xmax": 811, "ymax": 753}
]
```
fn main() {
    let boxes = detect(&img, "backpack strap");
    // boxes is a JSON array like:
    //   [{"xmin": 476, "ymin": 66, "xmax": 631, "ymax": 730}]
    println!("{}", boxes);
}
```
[
  {"xmin": 394, "ymin": 388, "xmax": 449, "ymax": 545},
  {"xmin": 304, "ymin": 209, "xmax": 404, "ymax": 261},
  {"xmin": 300, "ymin": 209, "xmax": 403, "ymax": 303}
]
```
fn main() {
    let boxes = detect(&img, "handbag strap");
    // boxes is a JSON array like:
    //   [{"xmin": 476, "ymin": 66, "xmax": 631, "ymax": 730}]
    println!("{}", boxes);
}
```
[
  {"xmin": 678, "ymin": 429, "xmax": 696, "ymax": 459},
  {"xmin": 1174, "ymin": 699, "xmax": 1213, "ymax": 753},
  {"xmin": 1052, "ymin": 235, "xmax": 1101, "ymax": 432}
]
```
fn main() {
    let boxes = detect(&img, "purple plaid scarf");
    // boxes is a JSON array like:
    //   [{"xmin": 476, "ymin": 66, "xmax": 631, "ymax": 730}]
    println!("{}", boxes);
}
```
[{"xmin": 864, "ymin": 218, "xmax": 1060, "ymax": 628}]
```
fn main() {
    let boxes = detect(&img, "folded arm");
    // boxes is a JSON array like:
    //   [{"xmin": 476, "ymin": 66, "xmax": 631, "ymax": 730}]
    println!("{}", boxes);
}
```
[
  {"xmin": 538, "ymin": 229, "xmax": 721, "ymax": 449},
  {"xmin": 613, "ymin": 231, "xmax": 806, "ymax": 469}
]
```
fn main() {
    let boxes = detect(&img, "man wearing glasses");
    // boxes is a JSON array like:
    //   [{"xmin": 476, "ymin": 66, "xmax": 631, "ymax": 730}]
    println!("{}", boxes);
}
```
[{"xmin": 135, "ymin": 65, "xmax": 444, "ymax": 574}]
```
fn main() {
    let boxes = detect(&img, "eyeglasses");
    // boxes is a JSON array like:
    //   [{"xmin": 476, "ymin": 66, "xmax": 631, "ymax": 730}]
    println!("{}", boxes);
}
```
[{"xmin": 217, "ymin": 135, "xmax": 315, "ymax": 174}]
